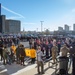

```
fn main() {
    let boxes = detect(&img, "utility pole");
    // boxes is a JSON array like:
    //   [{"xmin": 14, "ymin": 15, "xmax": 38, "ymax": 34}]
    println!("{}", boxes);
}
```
[{"xmin": 40, "ymin": 21, "xmax": 44, "ymax": 32}]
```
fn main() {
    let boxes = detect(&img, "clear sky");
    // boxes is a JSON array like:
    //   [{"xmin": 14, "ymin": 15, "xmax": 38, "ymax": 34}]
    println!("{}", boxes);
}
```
[{"xmin": 0, "ymin": 0, "xmax": 75, "ymax": 31}]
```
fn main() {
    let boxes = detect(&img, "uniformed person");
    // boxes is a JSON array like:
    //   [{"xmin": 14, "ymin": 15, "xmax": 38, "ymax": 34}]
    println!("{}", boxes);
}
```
[{"xmin": 51, "ymin": 39, "xmax": 58, "ymax": 64}]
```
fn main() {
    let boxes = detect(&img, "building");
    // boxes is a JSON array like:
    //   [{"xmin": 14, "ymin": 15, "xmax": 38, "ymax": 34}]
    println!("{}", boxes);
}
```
[
  {"xmin": 73, "ymin": 24, "xmax": 75, "ymax": 31},
  {"xmin": 64, "ymin": 24, "xmax": 69, "ymax": 31},
  {"xmin": 0, "ymin": 4, "xmax": 21, "ymax": 34},
  {"xmin": 0, "ymin": 3, "xmax": 1, "ymax": 15},
  {"xmin": 58, "ymin": 27, "xmax": 63, "ymax": 31},
  {"xmin": 0, "ymin": 15, "xmax": 6, "ymax": 33},
  {"xmin": 5, "ymin": 20, "xmax": 21, "ymax": 33}
]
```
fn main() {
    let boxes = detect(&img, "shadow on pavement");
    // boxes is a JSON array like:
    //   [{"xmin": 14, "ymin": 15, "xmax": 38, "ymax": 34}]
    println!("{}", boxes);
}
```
[{"xmin": 5, "ymin": 62, "xmax": 33, "ymax": 75}]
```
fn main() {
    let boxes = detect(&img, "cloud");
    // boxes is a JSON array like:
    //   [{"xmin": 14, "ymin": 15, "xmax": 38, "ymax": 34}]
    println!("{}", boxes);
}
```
[
  {"xmin": 6, "ymin": 16, "xmax": 23, "ymax": 19},
  {"xmin": 1, "ymin": 5, "xmax": 25, "ymax": 18}
]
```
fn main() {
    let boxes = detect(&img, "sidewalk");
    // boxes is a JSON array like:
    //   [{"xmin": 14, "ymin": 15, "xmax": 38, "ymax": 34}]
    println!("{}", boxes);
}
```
[
  {"xmin": 0, "ymin": 59, "xmax": 72, "ymax": 75},
  {"xmin": 17, "ymin": 62, "xmax": 57, "ymax": 75},
  {"xmin": 16, "ymin": 61, "xmax": 72, "ymax": 75},
  {"xmin": 0, "ymin": 60, "xmax": 58, "ymax": 75}
]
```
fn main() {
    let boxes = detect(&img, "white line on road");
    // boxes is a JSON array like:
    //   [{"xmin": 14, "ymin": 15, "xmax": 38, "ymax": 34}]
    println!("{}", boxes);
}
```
[
  {"xmin": 0, "ymin": 69, "xmax": 7, "ymax": 73},
  {"xmin": 11, "ymin": 64, "xmax": 37, "ymax": 75}
]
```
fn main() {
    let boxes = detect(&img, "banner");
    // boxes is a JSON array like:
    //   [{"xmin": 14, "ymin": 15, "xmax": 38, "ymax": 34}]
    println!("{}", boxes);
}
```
[{"xmin": 25, "ymin": 48, "xmax": 36, "ymax": 58}]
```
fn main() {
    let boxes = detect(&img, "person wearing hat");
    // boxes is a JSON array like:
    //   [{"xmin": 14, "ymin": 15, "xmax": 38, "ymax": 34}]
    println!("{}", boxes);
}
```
[{"xmin": 36, "ymin": 46, "xmax": 44, "ymax": 74}]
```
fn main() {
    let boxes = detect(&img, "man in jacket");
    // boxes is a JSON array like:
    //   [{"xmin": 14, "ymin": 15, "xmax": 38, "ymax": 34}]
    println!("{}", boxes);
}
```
[
  {"xmin": 36, "ymin": 46, "xmax": 44, "ymax": 74},
  {"xmin": 19, "ymin": 44, "xmax": 25, "ymax": 66}
]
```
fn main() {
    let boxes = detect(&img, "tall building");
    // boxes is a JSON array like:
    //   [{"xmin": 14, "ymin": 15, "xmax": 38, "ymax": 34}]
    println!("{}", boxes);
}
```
[
  {"xmin": 58, "ymin": 27, "xmax": 63, "ymax": 31},
  {"xmin": 5, "ymin": 20, "xmax": 21, "ymax": 33},
  {"xmin": 73, "ymin": 24, "xmax": 75, "ymax": 31},
  {"xmin": 64, "ymin": 24, "xmax": 69, "ymax": 31},
  {"xmin": 0, "ymin": 3, "xmax": 1, "ymax": 15},
  {"xmin": 0, "ymin": 4, "xmax": 6, "ymax": 33},
  {"xmin": 0, "ymin": 15, "xmax": 6, "ymax": 33}
]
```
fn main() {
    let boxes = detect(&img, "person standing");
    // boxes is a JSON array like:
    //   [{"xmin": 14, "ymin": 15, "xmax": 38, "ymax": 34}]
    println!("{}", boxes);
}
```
[
  {"xmin": 10, "ymin": 43, "xmax": 16, "ymax": 63},
  {"xmin": 60, "ymin": 44, "xmax": 69, "ymax": 57},
  {"xmin": 30, "ymin": 46, "xmax": 36, "ymax": 64},
  {"xmin": 51, "ymin": 39, "xmax": 58, "ymax": 64},
  {"xmin": 59, "ymin": 44, "xmax": 70, "ymax": 75},
  {"xmin": 19, "ymin": 44, "xmax": 25, "ymax": 66},
  {"xmin": 3, "ymin": 45, "xmax": 8, "ymax": 65},
  {"xmin": 69, "ymin": 41, "xmax": 75, "ymax": 75},
  {"xmin": 15, "ymin": 45, "xmax": 20, "ymax": 64},
  {"xmin": 36, "ymin": 46, "xmax": 44, "ymax": 74},
  {"xmin": 0, "ymin": 40, "xmax": 3, "ymax": 61},
  {"xmin": 29, "ymin": 38, "xmax": 32, "ymax": 49},
  {"xmin": 57, "ymin": 40, "xmax": 61, "ymax": 54}
]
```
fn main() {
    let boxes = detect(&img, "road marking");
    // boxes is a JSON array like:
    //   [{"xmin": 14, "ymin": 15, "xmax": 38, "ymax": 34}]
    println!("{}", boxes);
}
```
[
  {"xmin": 11, "ymin": 64, "xmax": 37, "ymax": 75},
  {"xmin": 0, "ymin": 65, "xmax": 5, "ymax": 69},
  {"xmin": 0, "ymin": 69, "xmax": 7, "ymax": 73}
]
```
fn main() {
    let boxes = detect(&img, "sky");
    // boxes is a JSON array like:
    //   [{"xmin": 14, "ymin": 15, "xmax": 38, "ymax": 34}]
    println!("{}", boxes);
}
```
[{"xmin": 0, "ymin": 0, "xmax": 75, "ymax": 31}]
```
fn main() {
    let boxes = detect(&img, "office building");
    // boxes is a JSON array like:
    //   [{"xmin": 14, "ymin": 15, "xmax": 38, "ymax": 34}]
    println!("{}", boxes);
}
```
[
  {"xmin": 0, "ymin": 15, "xmax": 6, "ymax": 33},
  {"xmin": 64, "ymin": 24, "xmax": 69, "ymax": 31},
  {"xmin": 73, "ymin": 24, "xmax": 75, "ymax": 31},
  {"xmin": 58, "ymin": 27, "xmax": 63, "ymax": 31},
  {"xmin": 5, "ymin": 20, "xmax": 21, "ymax": 33},
  {"xmin": 0, "ymin": 3, "xmax": 1, "ymax": 15}
]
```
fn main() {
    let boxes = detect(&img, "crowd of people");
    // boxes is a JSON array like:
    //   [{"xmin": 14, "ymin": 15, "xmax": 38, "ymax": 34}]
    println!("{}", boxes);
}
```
[
  {"xmin": 29, "ymin": 37, "xmax": 75, "ymax": 75},
  {"xmin": 0, "ymin": 36, "xmax": 75, "ymax": 74}
]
